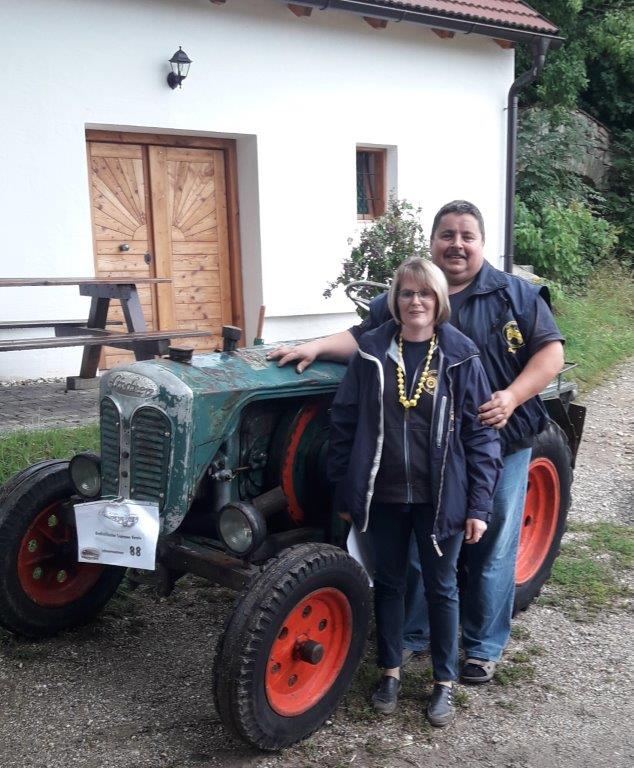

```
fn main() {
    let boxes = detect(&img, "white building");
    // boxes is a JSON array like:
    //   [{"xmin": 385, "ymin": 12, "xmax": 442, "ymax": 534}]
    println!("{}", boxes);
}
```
[{"xmin": 0, "ymin": 0, "xmax": 558, "ymax": 380}]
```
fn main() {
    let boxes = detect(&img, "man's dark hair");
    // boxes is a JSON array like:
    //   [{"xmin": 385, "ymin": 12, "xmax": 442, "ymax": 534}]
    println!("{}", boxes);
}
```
[{"xmin": 430, "ymin": 200, "xmax": 485, "ymax": 242}]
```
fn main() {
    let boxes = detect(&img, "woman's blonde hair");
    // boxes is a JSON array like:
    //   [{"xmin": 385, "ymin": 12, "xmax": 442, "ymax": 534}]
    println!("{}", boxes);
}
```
[{"xmin": 387, "ymin": 257, "xmax": 450, "ymax": 325}]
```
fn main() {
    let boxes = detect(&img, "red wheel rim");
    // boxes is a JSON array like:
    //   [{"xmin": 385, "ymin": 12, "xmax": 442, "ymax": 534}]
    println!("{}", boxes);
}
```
[
  {"xmin": 17, "ymin": 501, "xmax": 105, "ymax": 607},
  {"xmin": 516, "ymin": 458, "xmax": 560, "ymax": 585},
  {"xmin": 265, "ymin": 587, "xmax": 352, "ymax": 716}
]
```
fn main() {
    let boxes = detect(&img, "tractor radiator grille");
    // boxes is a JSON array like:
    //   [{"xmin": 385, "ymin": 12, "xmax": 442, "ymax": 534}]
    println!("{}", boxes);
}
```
[
  {"xmin": 130, "ymin": 407, "xmax": 171, "ymax": 509},
  {"xmin": 100, "ymin": 398, "xmax": 121, "ymax": 497}
]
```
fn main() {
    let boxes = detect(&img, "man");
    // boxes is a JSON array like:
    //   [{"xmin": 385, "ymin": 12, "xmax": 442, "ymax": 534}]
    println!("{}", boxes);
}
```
[{"xmin": 267, "ymin": 200, "xmax": 564, "ymax": 682}]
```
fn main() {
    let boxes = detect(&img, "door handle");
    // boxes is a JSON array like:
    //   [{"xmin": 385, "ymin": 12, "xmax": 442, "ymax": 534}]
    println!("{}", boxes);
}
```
[{"xmin": 144, "ymin": 252, "xmax": 152, "ymax": 265}]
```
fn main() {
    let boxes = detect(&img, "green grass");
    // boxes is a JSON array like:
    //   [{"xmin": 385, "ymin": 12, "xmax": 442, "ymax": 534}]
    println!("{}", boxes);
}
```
[
  {"xmin": 540, "ymin": 522, "xmax": 633, "ymax": 617},
  {"xmin": 494, "ymin": 661, "xmax": 535, "ymax": 686},
  {"xmin": 583, "ymin": 522, "xmax": 634, "ymax": 567},
  {"xmin": 510, "ymin": 624, "xmax": 531, "ymax": 641},
  {"xmin": 554, "ymin": 263, "xmax": 634, "ymax": 392},
  {"xmin": 0, "ymin": 424, "xmax": 99, "ymax": 486}
]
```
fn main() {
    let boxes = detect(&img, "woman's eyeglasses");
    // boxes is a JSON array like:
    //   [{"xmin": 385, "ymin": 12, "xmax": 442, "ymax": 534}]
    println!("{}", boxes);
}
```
[{"xmin": 397, "ymin": 289, "xmax": 434, "ymax": 301}]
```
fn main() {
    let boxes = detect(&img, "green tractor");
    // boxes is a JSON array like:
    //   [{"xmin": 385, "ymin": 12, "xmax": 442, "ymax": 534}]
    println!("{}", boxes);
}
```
[{"xmin": 0, "ymin": 323, "xmax": 585, "ymax": 750}]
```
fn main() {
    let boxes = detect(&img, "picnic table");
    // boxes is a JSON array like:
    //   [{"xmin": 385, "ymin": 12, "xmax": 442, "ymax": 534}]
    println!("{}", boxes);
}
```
[{"xmin": 0, "ymin": 278, "xmax": 212, "ymax": 388}]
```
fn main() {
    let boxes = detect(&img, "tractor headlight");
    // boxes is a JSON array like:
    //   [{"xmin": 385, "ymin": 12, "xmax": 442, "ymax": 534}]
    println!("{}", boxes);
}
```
[
  {"xmin": 69, "ymin": 453, "xmax": 102, "ymax": 499},
  {"xmin": 218, "ymin": 502, "xmax": 266, "ymax": 557}
]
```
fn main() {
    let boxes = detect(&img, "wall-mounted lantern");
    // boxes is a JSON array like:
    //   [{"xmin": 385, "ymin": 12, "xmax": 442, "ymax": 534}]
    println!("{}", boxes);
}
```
[{"xmin": 167, "ymin": 46, "xmax": 192, "ymax": 89}]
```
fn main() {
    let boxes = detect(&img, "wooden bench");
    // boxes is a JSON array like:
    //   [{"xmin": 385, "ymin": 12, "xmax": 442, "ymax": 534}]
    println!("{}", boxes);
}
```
[
  {"xmin": 0, "ymin": 319, "xmax": 92, "ymax": 329},
  {"xmin": 0, "ymin": 278, "xmax": 212, "ymax": 389},
  {"xmin": 0, "ymin": 330, "xmax": 209, "ymax": 353}
]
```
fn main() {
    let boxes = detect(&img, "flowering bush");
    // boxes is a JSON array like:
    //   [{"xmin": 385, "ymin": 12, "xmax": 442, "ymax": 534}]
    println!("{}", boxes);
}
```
[{"xmin": 324, "ymin": 198, "xmax": 429, "ymax": 316}]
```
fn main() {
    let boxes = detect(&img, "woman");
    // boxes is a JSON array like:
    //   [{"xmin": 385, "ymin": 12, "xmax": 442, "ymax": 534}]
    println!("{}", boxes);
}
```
[{"xmin": 328, "ymin": 257, "xmax": 501, "ymax": 726}]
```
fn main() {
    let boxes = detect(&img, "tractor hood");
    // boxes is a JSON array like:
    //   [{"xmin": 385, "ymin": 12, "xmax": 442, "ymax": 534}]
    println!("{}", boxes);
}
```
[{"xmin": 98, "ymin": 345, "xmax": 346, "ymax": 533}]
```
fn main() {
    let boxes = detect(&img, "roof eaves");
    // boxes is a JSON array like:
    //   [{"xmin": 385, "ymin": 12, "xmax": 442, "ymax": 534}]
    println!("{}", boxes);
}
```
[{"xmin": 286, "ymin": 1, "xmax": 564, "ymax": 47}]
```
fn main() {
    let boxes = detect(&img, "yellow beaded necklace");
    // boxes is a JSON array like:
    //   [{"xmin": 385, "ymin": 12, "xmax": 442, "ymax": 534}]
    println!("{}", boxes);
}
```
[{"xmin": 397, "ymin": 332, "xmax": 437, "ymax": 409}]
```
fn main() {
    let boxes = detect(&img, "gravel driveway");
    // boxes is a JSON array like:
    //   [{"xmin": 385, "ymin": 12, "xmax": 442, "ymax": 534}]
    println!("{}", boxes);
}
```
[{"xmin": 1, "ymin": 361, "xmax": 632, "ymax": 768}]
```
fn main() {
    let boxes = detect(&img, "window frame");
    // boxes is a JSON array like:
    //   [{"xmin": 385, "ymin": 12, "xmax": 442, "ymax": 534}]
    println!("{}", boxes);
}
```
[{"xmin": 356, "ymin": 147, "xmax": 387, "ymax": 221}]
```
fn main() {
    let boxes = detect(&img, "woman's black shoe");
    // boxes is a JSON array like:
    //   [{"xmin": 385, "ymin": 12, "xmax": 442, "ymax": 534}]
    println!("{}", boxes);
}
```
[
  {"xmin": 426, "ymin": 683, "xmax": 455, "ymax": 727},
  {"xmin": 371, "ymin": 675, "xmax": 401, "ymax": 714}
]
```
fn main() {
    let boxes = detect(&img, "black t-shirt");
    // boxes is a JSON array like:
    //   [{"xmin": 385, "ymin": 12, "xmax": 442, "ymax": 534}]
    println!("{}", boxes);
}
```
[
  {"xmin": 448, "ymin": 280, "xmax": 478, "ymax": 329},
  {"xmin": 373, "ymin": 337, "xmax": 436, "ymax": 504}
]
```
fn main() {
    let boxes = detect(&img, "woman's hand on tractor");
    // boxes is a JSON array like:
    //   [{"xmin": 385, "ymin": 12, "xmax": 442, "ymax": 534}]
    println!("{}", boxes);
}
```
[
  {"xmin": 464, "ymin": 518, "xmax": 487, "ymax": 544},
  {"xmin": 266, "ymin": 331, "xmax": 359, "ymax": 373},
  {"xmin": 266, "ymin": 341, "xmax": 320, "ymax": 373}
]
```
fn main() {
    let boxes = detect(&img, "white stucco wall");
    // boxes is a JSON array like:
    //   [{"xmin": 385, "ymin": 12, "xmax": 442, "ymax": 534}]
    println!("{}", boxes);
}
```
[{"xmin": 0, "ymin": 0, "xmax": 514, "ymax": 380}]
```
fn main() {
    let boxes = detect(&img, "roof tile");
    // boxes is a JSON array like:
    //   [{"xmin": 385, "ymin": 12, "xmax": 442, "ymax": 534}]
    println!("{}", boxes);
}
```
[{"xmin": 366, "ymin": 1, "xmax": 558, "ymax": 34}]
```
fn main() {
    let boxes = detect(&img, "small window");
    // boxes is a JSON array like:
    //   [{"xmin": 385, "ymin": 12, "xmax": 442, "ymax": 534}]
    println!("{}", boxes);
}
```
[{"xmin": 356, "ymin": 148, "xmax": 386, "ymax": 220}]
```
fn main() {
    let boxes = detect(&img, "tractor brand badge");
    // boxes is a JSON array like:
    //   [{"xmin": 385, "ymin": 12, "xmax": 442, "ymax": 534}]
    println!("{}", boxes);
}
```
[
  {"xmin": 502, "ymin": 321, "xmax": 525, "ymax": 354},
  {"xmin": 80, "ymin": 547, "xmax": 101, "ymax": 560},
  {"xmin": 99, "ymin": 503, "xmax": 139, "ymax": 530},
  {"xmin": 109, "ymin": 372, "xmax": 159, "ymax": 399},
  {"xmin": 80, "ymin": 547, "xmax": 101, "ymax": 561},
  {"xmin": 423, "ymin": 370, "xmax": 438, "ymax": 396}
]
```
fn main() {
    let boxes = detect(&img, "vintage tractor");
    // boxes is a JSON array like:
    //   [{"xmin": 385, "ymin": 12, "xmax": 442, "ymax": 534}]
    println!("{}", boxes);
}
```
[{"xmin": 0, "ymin": 321, "xmax": 585, "ymax": 750}]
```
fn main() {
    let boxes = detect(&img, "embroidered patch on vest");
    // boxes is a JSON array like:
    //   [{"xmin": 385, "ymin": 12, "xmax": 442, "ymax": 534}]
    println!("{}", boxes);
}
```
[
  {"xmin": 502, "ymin": 321, "xmax": 524, "ymax": 354},
  {"xmin": 423, "ymin": 370, "xmax": 438, "ymax": 395}
]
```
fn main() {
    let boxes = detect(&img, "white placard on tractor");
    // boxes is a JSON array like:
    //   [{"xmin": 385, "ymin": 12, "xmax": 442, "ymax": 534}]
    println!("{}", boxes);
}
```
[{"xmin": 75, "ymin": 499, "xmax": 160, "ymax": 571}]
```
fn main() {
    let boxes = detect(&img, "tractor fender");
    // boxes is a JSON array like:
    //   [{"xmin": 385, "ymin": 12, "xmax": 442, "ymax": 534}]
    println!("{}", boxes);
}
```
[{"xmin": 543, "ymin": 398, "xmax": 586, "ymax": 467}]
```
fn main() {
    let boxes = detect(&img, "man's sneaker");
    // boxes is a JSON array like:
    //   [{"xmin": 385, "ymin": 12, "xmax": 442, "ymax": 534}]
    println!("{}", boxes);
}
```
[
  {"xmin": 426, "ymin": 683, "xmax": 455, "ymax": 727},
  {"xmin": 371, "ymin": 675, "xmax": 401, "ymax": 714},
  {"xmin": 461, "ymin": 658, "xmax": 496, "ymax": 684}
]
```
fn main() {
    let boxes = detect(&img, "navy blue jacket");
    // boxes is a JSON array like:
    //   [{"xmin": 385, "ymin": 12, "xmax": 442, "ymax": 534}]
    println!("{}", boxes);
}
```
[
  {"xmin": 327, "ymin": 321, "xmax": 502, "ymax": 544},
  {"xmin": 360, "ymin": 261, "xmax": 564, "ymax": 454}
]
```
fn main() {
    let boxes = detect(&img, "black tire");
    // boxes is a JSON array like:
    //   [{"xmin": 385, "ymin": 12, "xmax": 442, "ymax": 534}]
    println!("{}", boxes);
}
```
[
  {"xmin": 0, "ymin": 462, "xmax": 125, "ymax": 637},
  {"xmin": 513, "ymin": 420, "xmax": 572, "ymax": 613},
  {"xmin": 213, "ymin": 543, "xmax": 371, "ymax": 751}
]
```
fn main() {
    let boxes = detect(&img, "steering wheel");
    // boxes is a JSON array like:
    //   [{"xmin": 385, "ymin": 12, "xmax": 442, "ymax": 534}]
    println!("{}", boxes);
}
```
[{"xmin": 344, "ymin": 280, "xmax": 389, "ymax": 312}]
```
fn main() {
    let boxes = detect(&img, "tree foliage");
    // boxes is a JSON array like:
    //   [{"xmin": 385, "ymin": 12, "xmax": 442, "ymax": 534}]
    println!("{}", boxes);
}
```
[
  {"xmin": 515, "ymin": 199, "xmax": 618, "ymax": 289},
  {"xmin": 515, "ymin": 109, "xmax": 603, "ymax": 211},
  {"xmin": 517, "ymin": 1, "xmax": 633, "ymax": 127},
  {"xmin": 514, "ymin": 0, "xmax": 633, "ymax": 275}
]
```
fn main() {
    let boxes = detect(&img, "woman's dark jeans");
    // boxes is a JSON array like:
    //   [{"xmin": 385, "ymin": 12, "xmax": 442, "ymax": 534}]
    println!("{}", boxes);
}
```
[{"xmin": 367, "ymin": 502, "xmax": 463, "ymax": 681}]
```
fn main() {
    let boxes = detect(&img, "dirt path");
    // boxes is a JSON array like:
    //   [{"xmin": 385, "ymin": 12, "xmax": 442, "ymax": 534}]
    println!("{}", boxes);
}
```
[{"xmin": 0, "ymin": 362, "xmax": 632, "ymax": 768}]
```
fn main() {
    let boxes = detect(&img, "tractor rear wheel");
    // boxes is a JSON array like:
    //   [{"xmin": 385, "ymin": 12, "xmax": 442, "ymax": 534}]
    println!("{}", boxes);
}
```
[
  {"xmin": 514, "ymin": 421, "xmax": 572, "ymax": 613},
  {"xmin": 213, "ymin": 543, "xmax": 371, "ymax": 750},
  {"xmin": 0, "ymin": 462, "xmax": 125, "ymax": 637}
]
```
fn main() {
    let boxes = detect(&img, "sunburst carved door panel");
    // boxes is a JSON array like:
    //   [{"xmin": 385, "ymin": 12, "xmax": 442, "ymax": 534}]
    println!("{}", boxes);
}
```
[
  {"xmin": 154, "ymin": 146, "xmax": 232, "ymax": 352},
  {"xmin": 88, "ymin": 142, "xmax": 156, "ymax": 369}
]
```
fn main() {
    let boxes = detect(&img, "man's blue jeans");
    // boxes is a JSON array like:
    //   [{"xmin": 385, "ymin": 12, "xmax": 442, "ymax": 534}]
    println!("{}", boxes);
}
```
[
  {"xmin": 403, "ymin": 447, "xmax": 532, "ymax": 663},
  {"xmin": 460, "ymin": 447, "xmax": 532, "ymax": 661}
]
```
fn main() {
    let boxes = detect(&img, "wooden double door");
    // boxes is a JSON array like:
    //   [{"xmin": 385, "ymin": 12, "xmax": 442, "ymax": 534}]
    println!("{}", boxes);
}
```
[{"xmin": 87, "ymin": 132, "xmax": 241, "ymax": 368}]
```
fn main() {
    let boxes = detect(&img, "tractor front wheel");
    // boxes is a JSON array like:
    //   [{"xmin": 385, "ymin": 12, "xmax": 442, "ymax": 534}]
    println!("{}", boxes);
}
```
[
  {"xmin": 213, "ymin": 543, "xmax": 371, "ymax": 750},
  {"xmin": 514, "ymin": 421, "xmax": 572, "ymax": 612},
  {"xmin": 0, "ymin": 462, "xmax": 125, "ymax": 637}
]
